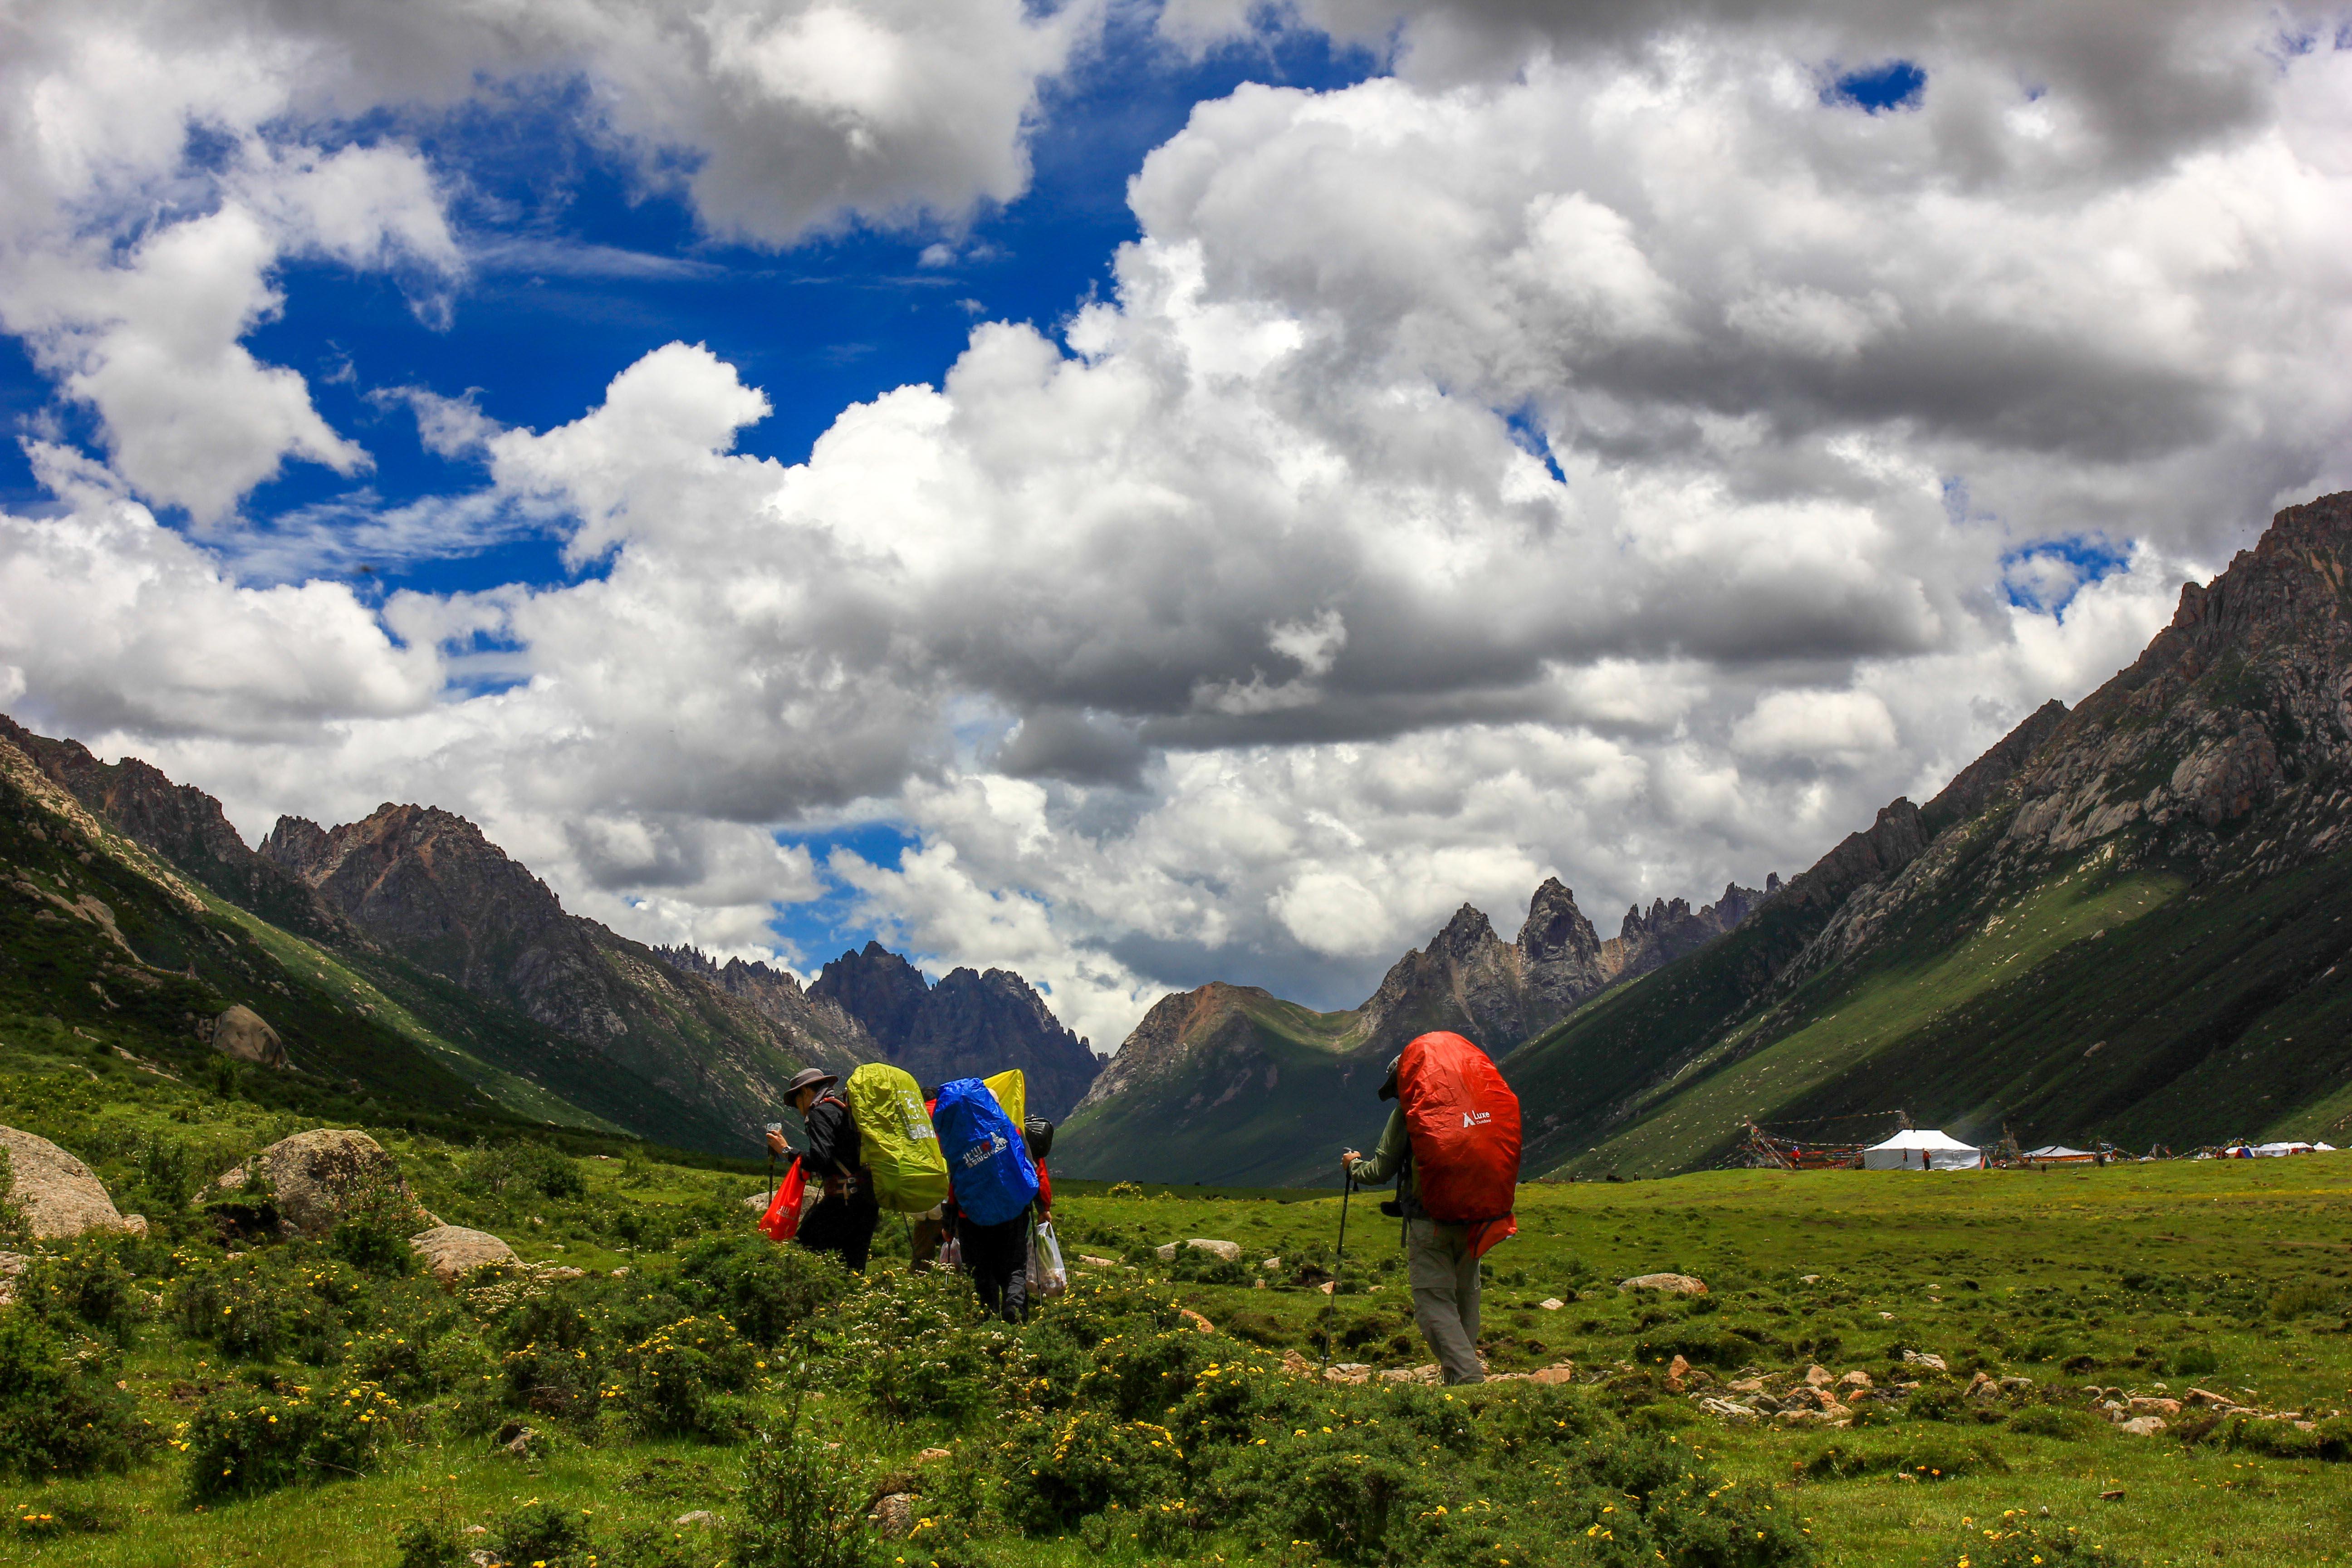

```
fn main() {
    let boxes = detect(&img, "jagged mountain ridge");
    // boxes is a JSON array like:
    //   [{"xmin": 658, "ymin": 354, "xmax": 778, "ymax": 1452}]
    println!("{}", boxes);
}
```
[
  {"xmin": 259, "ymin": 804, "xmax": 870, "ymax": 1147},
  {"xmin": 803, "ymin": 941, "xmax": 1102, "ymax": 1120},
  {"xmin": 1056, "ymin": 872, "xmax": 1768, "ymax": 1186},
  {"xmin": 0, "ymin": 721, "xmax": 701, "ymax": 1144},
  {"xmin": 1508, "ymin": 490, "xmax": 2352, "ymax": 1176}
]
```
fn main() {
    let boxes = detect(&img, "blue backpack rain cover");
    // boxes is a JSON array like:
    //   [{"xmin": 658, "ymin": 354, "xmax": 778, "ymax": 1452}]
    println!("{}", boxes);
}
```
[{"xmin": 932, "ymin": 1078, "xmax": 1039, "ymax": 1226}]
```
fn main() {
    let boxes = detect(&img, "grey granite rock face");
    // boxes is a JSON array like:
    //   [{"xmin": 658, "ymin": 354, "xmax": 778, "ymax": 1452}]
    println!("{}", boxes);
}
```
[
  {"xmin": 211, "ymin": 1128, "xmax": 426, "ymax": 1239},
  {"xmin": 210, "ymin": 1004, "xmax": 287, "ymax": 1068},
  {"xmin": 0, "ymin": 1125, "xmax": 130, "ymax": 1239},
  {"xmin": 806, "ymin": 941, "xmax": 1102, "ymax": 1120}
]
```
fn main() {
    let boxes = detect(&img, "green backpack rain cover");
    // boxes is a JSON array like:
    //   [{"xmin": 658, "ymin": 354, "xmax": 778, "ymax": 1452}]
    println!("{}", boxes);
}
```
[{"xmin": 844, "ymin": 1062, "xmax": 949, "ymax": 1213}]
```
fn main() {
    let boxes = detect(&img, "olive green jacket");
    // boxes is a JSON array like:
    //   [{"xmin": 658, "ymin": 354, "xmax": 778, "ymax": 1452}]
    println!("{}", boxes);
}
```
[{"xmin": 1347, "ymin": 1105, "xmax": 1418, "ymax": 1207}]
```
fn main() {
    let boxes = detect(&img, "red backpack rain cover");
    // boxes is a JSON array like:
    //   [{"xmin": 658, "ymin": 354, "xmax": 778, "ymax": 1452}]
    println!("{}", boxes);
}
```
[{"xmin": 1397, "ymin": 1031, "xmax": 1522, "ymax": 1259}]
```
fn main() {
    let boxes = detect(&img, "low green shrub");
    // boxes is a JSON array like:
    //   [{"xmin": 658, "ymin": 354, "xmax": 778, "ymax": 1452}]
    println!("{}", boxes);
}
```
[
  {"xmin": 327, "ymin": 1187, "xmax": 419, "ymax": 1278},
  {"xmin": 609, "ymin": 1313, "xmax": 759, "ymax": 1440},
  {"xmin": 166, "ymin": 1248, "xmax": 355, "ymax": 1362},
  {"xmin": 391, "ymin": 1514, "xmax": 463, "ymax": 1568},
  {"xmin": 490, "ymin": 1498, "xmax": 598, "ymax": 1568},
  {"xmin": 730, "ymin": 1399, "xmax": 878, "ymax": 1568},
  {"xmin": 841, "ymin": 1270, "xmax": 1019, "ymax": 1428},
  {"xmin": 2171, "ymin": 1343, "xmax": 2220, "ymax": 1377},
  {"xmin": 1800, "ymin": 1434, "xmax": 2009, "ymax": 1482},
  {"xmin": 19, "ymin": 1233, "xmax": 144, "ymax": 1342},
  {"xmin": 2215, "ymin": 1412, "xmax": 2352, "ymax": 1461},
  {"xmin": 993, "ymin": 1409, "xmax": 1191, "ymax": 1534},
  {"xmin": 673, "ymin": 1233, "xmax": 847, "ymax": 1345},
  {"xmin": 179, "ymin": 1376, "xmax": 402, "ymax": 1500},
  {"xmin": 0, "ymin": 1315, "xmax": 149, "ymax": 1480},
  {"xmin": 2267, "ymin": 1280, "xmax": 2338, "ymax": 1320},
  {"xmin": 2007, "ymin": 1405, "xmax": 2103, "ymax": 1440},
  {"xmin": 1936, "ymin": 1514, "xmax": 2140, "ymax": 1567}
]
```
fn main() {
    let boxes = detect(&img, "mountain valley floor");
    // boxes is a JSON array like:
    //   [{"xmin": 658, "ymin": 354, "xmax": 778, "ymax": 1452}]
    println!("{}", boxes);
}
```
[{"xmin": 3, "ymin": 980, "xmax": 2350, "ymax": 1568}]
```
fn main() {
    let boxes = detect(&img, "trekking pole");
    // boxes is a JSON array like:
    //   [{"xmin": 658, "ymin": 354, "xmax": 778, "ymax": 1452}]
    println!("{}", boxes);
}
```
[{"xmin": 1321, "ymin": 1171, "xmax": 1354, "ymax": 1368}]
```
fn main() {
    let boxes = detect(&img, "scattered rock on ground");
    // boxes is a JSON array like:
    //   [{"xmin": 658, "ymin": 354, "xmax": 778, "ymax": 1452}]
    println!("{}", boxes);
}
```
[
  {"xmin": 918, "ymin": 1447, "xmax": 952, "ymax": 1462},
  {"xmin": 1380, "ymin": 1364, "xmax": 1441, "ymax": 1385},
  {"xmin": 1178, "ymin": 1308, "xmax": 1215, "ymax": 1334},
  {"xmin": 873, "ymin": 1495, "xmax": 915, "ymax": 1537},
  {"xmin": 1900, "ymin": 1349, "xmax": 1948, "ymax": 1372},
  {"xmin": 672, "ymin": 1510, "xmax": 718, "ymax": 1528},
  {"xmin": 1154, "ymin": 1238, "xmax": 1242, "ymax": 1262},
  {"xmin": 0, "ymin": 1250, "xmax": 26, "ymax": 1307},
  {"xmin": 211, "ymin": 1128, "xmax": 426, "ymax": 1238},
  {"xmin": 1538, "ymin": 1297, "xmax": 1564, "ymax": 1310},
  {"xmin": 1618, "ymin": 1273, "xmax": 1707, "ymax": 1295},
  {"xmin": 1323, "ymin": 1363, "xmax": 1371, "ymax": 1385},
  {"xmin": 1666, "ymin": 1355, "xmax": 1693, "ymax": 1392},
  {"xmin": 409, "ymin": 1225, "xmax": 521, "ymax": 1285},
  {"xmin": 1965, "ymin": 1370, "xmax": 2001, "ymax": 1400},
  {"xmin": 1078, "ymin": 1254, "xmax": 1119, "ymax": 1268},
  {"xmin": 2119, "ymin": 1416, "xmax": 2168, "ymax": 1437},
  {"xmin": 0, "ymin": 1125, "xmax": 133, "ymax": 1239},
  {"xmin": 2127, "ymin": 1396, "xmax": 2182, "ymax": 1418},
  {"xmin": 1838, "ymin": 1370, "xmax": 1873, "ymax": 1391},
  {"xmin": 210, "ymin": 1004, "xmax": 288, "ymax": 1069},
  {"xmin": 1261, "ymin": 1256, "xmax": 1282, "ymax": 1270},
  {"xmin": 1804, "ymin": 1365, "xmax": 1833, "ymax": 1387},
  {"xmin": 1282, "ymin": 1349, "xmax": 1316, "ymax": 1377}
]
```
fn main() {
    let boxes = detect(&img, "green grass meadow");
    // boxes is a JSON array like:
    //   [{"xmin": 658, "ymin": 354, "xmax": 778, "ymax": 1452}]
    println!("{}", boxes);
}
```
[{"xmin": 9, "ymin": 1124, "xmax": 2352, "ymax": 1568}]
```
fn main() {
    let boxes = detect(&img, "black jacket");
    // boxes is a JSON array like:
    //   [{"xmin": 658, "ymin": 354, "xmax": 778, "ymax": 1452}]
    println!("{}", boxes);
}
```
[{"xmin": 801, "ymin": 1093, "xmax": 863, "ymax": 1181}]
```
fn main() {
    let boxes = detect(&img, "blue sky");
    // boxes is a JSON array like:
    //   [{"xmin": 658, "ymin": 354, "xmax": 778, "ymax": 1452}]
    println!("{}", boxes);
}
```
[{"xmin": 5, "ymin": 0, "xmax": 2339, "ymax": 1046}]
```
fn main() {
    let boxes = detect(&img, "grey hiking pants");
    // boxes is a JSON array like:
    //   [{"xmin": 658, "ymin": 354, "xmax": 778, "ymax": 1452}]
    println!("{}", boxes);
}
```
[{"xmin": 1406, "ymin": 1218, "xmax": 1483, "ymax": 1384}]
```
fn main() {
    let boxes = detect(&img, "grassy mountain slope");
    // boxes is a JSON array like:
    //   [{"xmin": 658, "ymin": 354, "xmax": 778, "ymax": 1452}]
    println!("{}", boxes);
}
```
[
  {"xmin": 1058, "ymin": 878, "xmax": 1770, "ymax": 1186},
  {"xmin": 1514, "ymin": 490, "xmax": 2352, "ymax": 1176},
  {"xmin": 260, "ymin": 804, "xmax": 869, "ymax": 1149},
  {"xmin": 0, "ymin": 725, "xmax": 749, "ymax": 1152},
  {"xmin": 1054, "ymin": 984, "xmax": 1395, "ymax": 1187}
]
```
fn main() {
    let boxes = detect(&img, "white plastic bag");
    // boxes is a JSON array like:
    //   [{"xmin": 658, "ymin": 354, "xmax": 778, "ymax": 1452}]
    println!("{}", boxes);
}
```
[
  {"xmin": 939, "ymin": 1234, "xmax": 963, "ymax": 1272},
  {"xmin": 1027, "ymin": 1219, "xmax": 1068, "ymax": 1299}
]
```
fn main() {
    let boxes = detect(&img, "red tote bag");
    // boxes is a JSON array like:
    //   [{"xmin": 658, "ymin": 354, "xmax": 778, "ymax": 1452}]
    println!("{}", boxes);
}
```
[{"xmin": 759, "ymin": 1157, "xmax": 808, "ymax": 1241}]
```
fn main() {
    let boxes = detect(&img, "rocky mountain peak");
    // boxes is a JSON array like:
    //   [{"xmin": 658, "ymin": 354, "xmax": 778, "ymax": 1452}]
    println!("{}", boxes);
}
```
[
  {"xmin": 1, "ymin": 716, "xmax": 345, "ymax": 939},
  {"xmin": 1516, "ymin": 877, "xmax": 1602, "ymax": 967},
  {"xmin": 808, "ymin": 942, "xmax": 1100, "ymax": 1119}
]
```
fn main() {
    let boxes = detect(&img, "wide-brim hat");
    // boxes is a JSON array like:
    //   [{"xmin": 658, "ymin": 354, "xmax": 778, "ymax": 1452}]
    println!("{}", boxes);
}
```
[
  {"xmin": 784, "ymin": 1067, "xmax": 838, "ymax": 1098},
  {"xmin": 1377, "ymin": 1054, "xmax": 1402, "ymax": 1102}
]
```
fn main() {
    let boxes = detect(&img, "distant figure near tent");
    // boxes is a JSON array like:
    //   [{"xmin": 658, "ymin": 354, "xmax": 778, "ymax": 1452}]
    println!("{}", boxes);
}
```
[{"xmin": 1862, "ymin": 1129, "xmax": 1983, "ymax": 1170}]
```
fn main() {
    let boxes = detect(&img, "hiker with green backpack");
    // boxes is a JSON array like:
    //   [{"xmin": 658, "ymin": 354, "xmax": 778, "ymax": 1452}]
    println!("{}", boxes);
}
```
[
  {"xmin": 765, "ymin": 1062, "xmax": 952, "ymax": 1271},
  {"xmin": 766, "ymin": 1067, "xmax": 879, "ymax": 1271}
]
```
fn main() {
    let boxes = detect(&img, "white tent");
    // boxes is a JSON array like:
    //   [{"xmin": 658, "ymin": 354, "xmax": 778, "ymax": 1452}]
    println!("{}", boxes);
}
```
[
  {"xmin": 1863, "ymin": 1129, "xmax": 1984, "ymax": 1170},
  {"xmin": 2023, "ymin": 1145, "xmax": 2095, "ymax": 1162}
]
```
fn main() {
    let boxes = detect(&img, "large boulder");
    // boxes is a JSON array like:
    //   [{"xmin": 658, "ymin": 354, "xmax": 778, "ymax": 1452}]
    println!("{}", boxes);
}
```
[
  {"xmin": 209, "ymin": 1005, "xmax": 288, "ymax": 1069},
  {"xmin": 0, "ymin": 1126, "xmax": 132, "ymax": 1239},
  {"xmin": 1155, "ymin": 1238, "xmax": 1242, "ymax": 1263},
  {"xmin": 211, "ymin": 1129, "xmax": 425, "ymax": 1238},
  {"xmin": 409, "ymin": 1225, "xmax": 520, "ymax": 1285},
  {"xmin": 1618, "ymin": 1272, "xmax": 1708, "ymax": 1296}
]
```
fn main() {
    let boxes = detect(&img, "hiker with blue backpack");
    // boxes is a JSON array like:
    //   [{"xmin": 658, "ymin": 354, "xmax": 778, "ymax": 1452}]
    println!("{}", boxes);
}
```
[{"xmin": 931, "ymin": 1076, "xmax": 1041, "ymax": 1321}]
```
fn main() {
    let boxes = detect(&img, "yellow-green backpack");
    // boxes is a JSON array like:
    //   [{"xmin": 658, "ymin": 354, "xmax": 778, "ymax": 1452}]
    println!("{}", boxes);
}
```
[{"xmin": 844, "ymin": 1062, "xmax": 950, "ymax": 1213}]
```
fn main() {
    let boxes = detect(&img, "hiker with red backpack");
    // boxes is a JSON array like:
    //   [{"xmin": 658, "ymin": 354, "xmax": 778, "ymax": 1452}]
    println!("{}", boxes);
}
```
[{"xmin": 1342, "ymin": 1031, "xmax": 1522, "ymax": 1386}]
